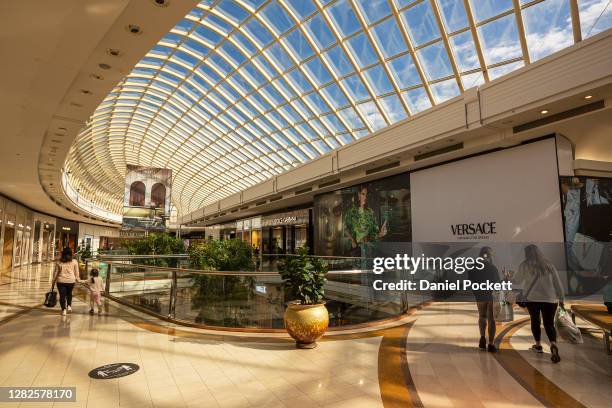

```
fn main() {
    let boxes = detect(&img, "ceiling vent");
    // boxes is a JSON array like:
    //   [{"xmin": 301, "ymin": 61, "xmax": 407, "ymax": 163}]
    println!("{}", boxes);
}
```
[
  {"xmin": 255, "ymin": 200, "xmax": 267, "ymax": 206},
  {"xmin": 269, "ymin": 195, "xmax": 283, "ymax": 202},
  {"xmin": 318, "ymin": 178, "xmax": 341, "ymax": 189},
  {"xmin": 513, "ymin": 100, "xmax": 605, "ymax": 133},
  {"xmin": 295, "ymin": 186, "xmax": 313, "ymax": 195},
  {"xmin": 415, "ymin": 143, "xmax": 463, "ymax": 161},
  {"xmin": 365, "ymin": 161, "xmax": 400, "ymax": 175}
]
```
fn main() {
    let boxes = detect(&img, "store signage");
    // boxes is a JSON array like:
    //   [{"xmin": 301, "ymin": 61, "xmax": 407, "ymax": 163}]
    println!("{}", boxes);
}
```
[
  {"xmin": 451, "ymin": 222, "xmax": 497, "ymax": 239},
  {"xmin": 88, "ymin": 363, "xmax": 139, "ymax": 379},
  {"xmin": 272, "ymin": 216, "xmax": 296, "ymax": 224},
  {"xmin": 262, "ymin": 209, "xmax": 309, "ymax": 227}
]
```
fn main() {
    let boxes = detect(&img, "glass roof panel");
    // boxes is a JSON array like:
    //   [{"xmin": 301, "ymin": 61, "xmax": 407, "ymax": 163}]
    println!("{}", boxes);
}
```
[
  {"xmin": 437, "ymin": 0, "xmax": 469, "ymax": 32},
  {"xmin": 401, "ymin": 1, "xmax": 440, "ymax": 46},
  {"xmin": 355, "ymin": 0, "xmax": 392, "ymax": 25},
  {"xmin": 449, "ymin": 31, "xmax": 480, "ymax": 72},
  {"xmin": 417, "ymin": 41, "xmax": 453, "ymax": 80},
  {"xmin": 522, "ymin": 0, "xmax": 573, "ymax": 62},
  {"xmin": 65, "ymin": 0, "xmax": 597, "ymax": 217},
  {"xmin": 579, "ymin": 0, "xmax": 612, "ymax": 38},
  {"xmin": 469, "ymin": 0, "xmax": 513, "ymax": 23},
  {"xmin": 371, "ymin": 18, "xmax": 408, "ymax": 58},
  {"xmin": 477, "ymin": 13, "xmax": 522, "ymax": 65},
  {"xmin": 326, "ymin": 0, "xmax": 361, "ymax": 38}
]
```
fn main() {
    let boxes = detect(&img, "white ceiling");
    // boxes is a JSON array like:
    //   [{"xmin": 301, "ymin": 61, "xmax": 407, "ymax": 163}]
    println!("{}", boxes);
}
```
[{"xmin": 0, "ymin": 0, "xmax": 199, "ymax": 224}]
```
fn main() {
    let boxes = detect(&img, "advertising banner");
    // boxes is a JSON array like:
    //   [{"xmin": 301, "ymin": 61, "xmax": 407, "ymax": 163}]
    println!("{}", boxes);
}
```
[
  {"xmin": 409, "ymin": 139, "xmax": 567, "ymax": 292},
  {"xmin": 122, "ymin": 165, "xmax": 172, "ymax": 231},
  {"xmin": 561, "ymin": 175, "xmax": 612, "ymax": 294},
  {"xmin": 314, "ymin": 173, "xmax": 411, "ymax": 257}
]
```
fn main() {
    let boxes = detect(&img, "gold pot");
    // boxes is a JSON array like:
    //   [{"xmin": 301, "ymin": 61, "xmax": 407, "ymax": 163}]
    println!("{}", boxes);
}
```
[{"xmin": 284, "ymin": 302, "xmax": 329, "ymax": 349}]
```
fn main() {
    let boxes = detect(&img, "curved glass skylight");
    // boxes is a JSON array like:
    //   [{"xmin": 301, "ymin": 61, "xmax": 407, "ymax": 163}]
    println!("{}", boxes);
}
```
[{"xmin": 65, "ymin": 0, "xmax": 612, "ymax": 216}]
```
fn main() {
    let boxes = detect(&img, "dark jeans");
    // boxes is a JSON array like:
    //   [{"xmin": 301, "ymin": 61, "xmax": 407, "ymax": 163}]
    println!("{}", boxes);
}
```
[
  {"xmin": 57, "ymin": 282, "xmax": 75, "ymax": 311},
  {"xmin": 526, "ymin": 302, "xmax": 558, "ymax": 343}
]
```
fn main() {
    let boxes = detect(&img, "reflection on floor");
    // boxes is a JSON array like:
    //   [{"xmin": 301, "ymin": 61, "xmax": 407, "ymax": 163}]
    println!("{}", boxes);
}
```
[{"xmin": 0, "ymin": 263, "xmax": 609, "ymax": 408}]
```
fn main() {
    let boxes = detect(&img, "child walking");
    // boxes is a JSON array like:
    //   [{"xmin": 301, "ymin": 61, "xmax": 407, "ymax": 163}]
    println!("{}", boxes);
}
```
[{"xmin": 88, "ymin": 269, "xmax": 104, "ymax": 315}]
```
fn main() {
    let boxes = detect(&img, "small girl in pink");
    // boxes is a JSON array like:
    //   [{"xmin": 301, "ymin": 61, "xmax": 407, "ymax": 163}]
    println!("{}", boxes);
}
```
[{"xmin": 88, "ymin": 269, "xmax": 104, "ymax": 315}]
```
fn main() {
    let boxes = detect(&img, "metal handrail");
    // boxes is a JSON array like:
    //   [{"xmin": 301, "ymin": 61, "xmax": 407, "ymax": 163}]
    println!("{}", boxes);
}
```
[{"xmin": 86, "ymin": 258, "xmax": 369, "ymax": 276}]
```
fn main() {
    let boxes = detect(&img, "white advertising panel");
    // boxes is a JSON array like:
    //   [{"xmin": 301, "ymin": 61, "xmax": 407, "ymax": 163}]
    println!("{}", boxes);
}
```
[{"xmin": 410, "ymin": 138, "xmax": 564, "ymax": 243}]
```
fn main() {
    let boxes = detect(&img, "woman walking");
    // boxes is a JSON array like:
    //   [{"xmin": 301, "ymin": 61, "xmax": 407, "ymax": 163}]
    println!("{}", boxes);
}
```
[
  {"xmin": 469, "ymin": 247, "xmax": 500, "ymax": 352},
  {"xmin": 53, "ymin": 247, "xmax": 81, "ymax": 316},
  {"xmin": 513, "ymin": 244, "xmax": 565, "ymax": 363}
]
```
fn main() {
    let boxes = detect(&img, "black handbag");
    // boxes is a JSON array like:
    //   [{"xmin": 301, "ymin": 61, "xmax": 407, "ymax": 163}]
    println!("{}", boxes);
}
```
[
  {"xmin": 516, "ymin": 275, "xmax": 539, "ymax": 308},
  {"xmin": 44, "ymin": 284, "xmax": 57, "ymax": 308}
]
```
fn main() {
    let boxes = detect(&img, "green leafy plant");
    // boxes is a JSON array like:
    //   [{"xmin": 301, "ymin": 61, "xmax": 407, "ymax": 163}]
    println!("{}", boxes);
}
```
[
  {"xmin": 188, "ymin": 239, "xmax": 255, "ymax": 271},
  {"xmin": 279, "ymin": 247, "xmax": 327, "ymax": 305},
  {"xmin": 123, "ymin": 233, "xmax": 185, "ymax": 266},
  {"xmin": 76, "ymin": 241, "xmax": 92, "ymax": 261},
  {"xmin": 188, "ymin": 239, "xmax": 256, "ymax": 327}
]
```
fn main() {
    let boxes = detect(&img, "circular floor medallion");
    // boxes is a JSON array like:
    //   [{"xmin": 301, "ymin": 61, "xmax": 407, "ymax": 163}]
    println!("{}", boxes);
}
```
[{"xmin": 88, "ymin": 363, "xmax": 139, "ymax": 379}]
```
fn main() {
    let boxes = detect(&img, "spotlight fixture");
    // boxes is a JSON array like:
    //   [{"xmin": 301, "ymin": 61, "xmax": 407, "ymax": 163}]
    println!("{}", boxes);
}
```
[
  {"xmin": 126, "ymin": 24, "xmax": 142, "ymax": 35},
  {"xmin": 540, "ymin": 109, "xmax": 549, "ymax": 114},
  {"xmin": 584, "ymin": 95, "xmax": 593, "ymax": 99},
  {"xmin": 152, "ymin": 0, "xmax": 170, "ymax": 7},
  {"xmin": 98, "ymin": 63, "xmax": 111, "ymax": 70},
  {"xmin": 106, "ymin": 48, "xmax": 121, "ymax": 57}
]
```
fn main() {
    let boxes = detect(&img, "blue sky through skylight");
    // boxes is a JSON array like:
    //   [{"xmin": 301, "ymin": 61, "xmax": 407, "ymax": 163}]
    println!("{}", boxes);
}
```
[{"xmin": 65, "ymin": 0, "xmax": 612, "ymax": 215}]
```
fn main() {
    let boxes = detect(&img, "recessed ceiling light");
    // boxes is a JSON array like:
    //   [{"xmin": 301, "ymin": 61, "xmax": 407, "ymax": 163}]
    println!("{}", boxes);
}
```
[
  {"xmin": 584, "ymin": 95, "xmax": 593, "ymax": 99},
  {"xmin": 152, "ymin": 0, "xmax": 170, "ymax": 7},
  {"xmin": 540, "ymin": 109, "xmax": 549, "ymax": 114},
  {"xmin": 126, "ymin": 24, "xmax": 142, "ymax": 35},
  {"xmin": 90, "ymin": 73, "xmax": 104, "ymax": 80},
  {"xmin": 80, "ymin": 89, "xmax": 92, "ymax": 95},
  {"xmin": 106, "ymin": 48, "xmax": 121, "ymax": 57},
  {"xmin": 98, "ymin": 63, "xmax": 111, "ymax": 70}
]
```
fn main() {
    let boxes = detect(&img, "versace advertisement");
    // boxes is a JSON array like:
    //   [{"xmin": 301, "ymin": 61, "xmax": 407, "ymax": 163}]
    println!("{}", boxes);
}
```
[
  {"xmin": 122, "ymin": 165, "xmax": 172, "ymax": 231},
  {"xmin": 561, "ymin": 176, "xmax": 612, "ymax": 295},
  {"xmin": 313, "ymin": 173, "xmax": 411, "ymax": 258}
]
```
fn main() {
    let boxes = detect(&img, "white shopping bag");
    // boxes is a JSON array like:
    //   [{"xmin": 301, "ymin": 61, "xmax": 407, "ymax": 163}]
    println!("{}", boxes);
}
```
[{"xmin": 555, "ymin": 306, "xmax": 583, "ymax": 344}]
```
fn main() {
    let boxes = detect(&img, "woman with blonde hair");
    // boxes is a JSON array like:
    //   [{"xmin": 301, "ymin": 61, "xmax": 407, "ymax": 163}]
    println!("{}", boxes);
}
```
[{"xmin": 513, "ymin": 244, "xmax": 565, "ymax": 363}]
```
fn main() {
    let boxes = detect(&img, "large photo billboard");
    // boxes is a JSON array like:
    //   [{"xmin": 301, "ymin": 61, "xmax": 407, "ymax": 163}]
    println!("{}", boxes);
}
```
[
  {"xmin": 122, "ymin": 165, "xmax": 172, "ymax": 231},
  {"xmin": 314, "ymin": 173, "xmax": 411, "ymax": 257}
]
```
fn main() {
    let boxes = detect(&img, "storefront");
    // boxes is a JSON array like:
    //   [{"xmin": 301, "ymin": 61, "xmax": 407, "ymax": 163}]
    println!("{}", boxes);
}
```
[
  {"xmin": 0, "ymin": 197, "xmax": 16, "ymax": 274},
  {"xmin": 32, "ymin": 213, "xmax": 56, "ymax": 263},
  {"xmin": 260, "ymin": 209, "xmax": 312, "ymax": 255},
  {"xmin": 78, "ymin": 222, "xmax": 120, "ymax": 255},
  {"xmin": 1, "ymin": 196, "xmax": 37, "ymax": 273},
  {"xmin": 55, "ymin": 219, "xmax": 78, "ymax": 256}
]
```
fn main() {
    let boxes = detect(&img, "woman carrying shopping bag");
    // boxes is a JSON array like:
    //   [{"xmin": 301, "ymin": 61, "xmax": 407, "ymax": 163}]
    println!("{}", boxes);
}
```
[
  {"xmin": 52, "ymin": 247, "xmax": 82, "ymax": 316},
  {"xmin": 511, "ymin": 244, "xmax": 565, "ymax": 363}
]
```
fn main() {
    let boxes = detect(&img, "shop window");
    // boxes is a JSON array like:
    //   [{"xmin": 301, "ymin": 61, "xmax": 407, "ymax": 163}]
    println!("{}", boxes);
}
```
[
  {"xmin": 151, "ymin": 183, "xmax": 166, "ymax": 208},
  {"xmin": 129, "ymin": 181, "xmax": 146, "ymax": 207}
]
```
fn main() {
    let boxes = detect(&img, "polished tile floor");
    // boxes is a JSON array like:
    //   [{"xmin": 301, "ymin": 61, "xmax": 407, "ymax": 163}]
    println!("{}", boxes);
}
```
[{"xmin": 0, "ymin": 264, "xmax": 609, "ymax": 408}]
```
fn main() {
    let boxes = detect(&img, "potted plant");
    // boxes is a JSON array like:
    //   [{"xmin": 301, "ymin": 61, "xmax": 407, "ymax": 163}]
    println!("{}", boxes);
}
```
[{"xmin": 279, "ymin": 247, "xmax": 329, "ymax": 349}]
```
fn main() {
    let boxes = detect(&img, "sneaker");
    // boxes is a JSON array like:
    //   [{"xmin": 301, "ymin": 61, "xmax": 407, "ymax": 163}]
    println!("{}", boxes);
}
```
[
  {"xmin": 61, "ymin": 309, "xmax": 67, "ymax": 316},
  {"xmin": 487, "ymin": 344, "xmax": 497, "ymax": 353},
  {"xmin": 550, "ymin": 344, "xmax": 561, "ymax": 363},
  {"xmin": 67, "ymin": 306, "xmax": 72, "ymax": 313},
  {"xmin": 530, "ymin": 345, "xmax": 543, "ymax": 353},
  {"xmin": 478, "ymin": 336, "xmax": 486, "ymax": 350},
  {"xmin": 89, "ymin": 309, "xmax": 94, "ymax": 315}
]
